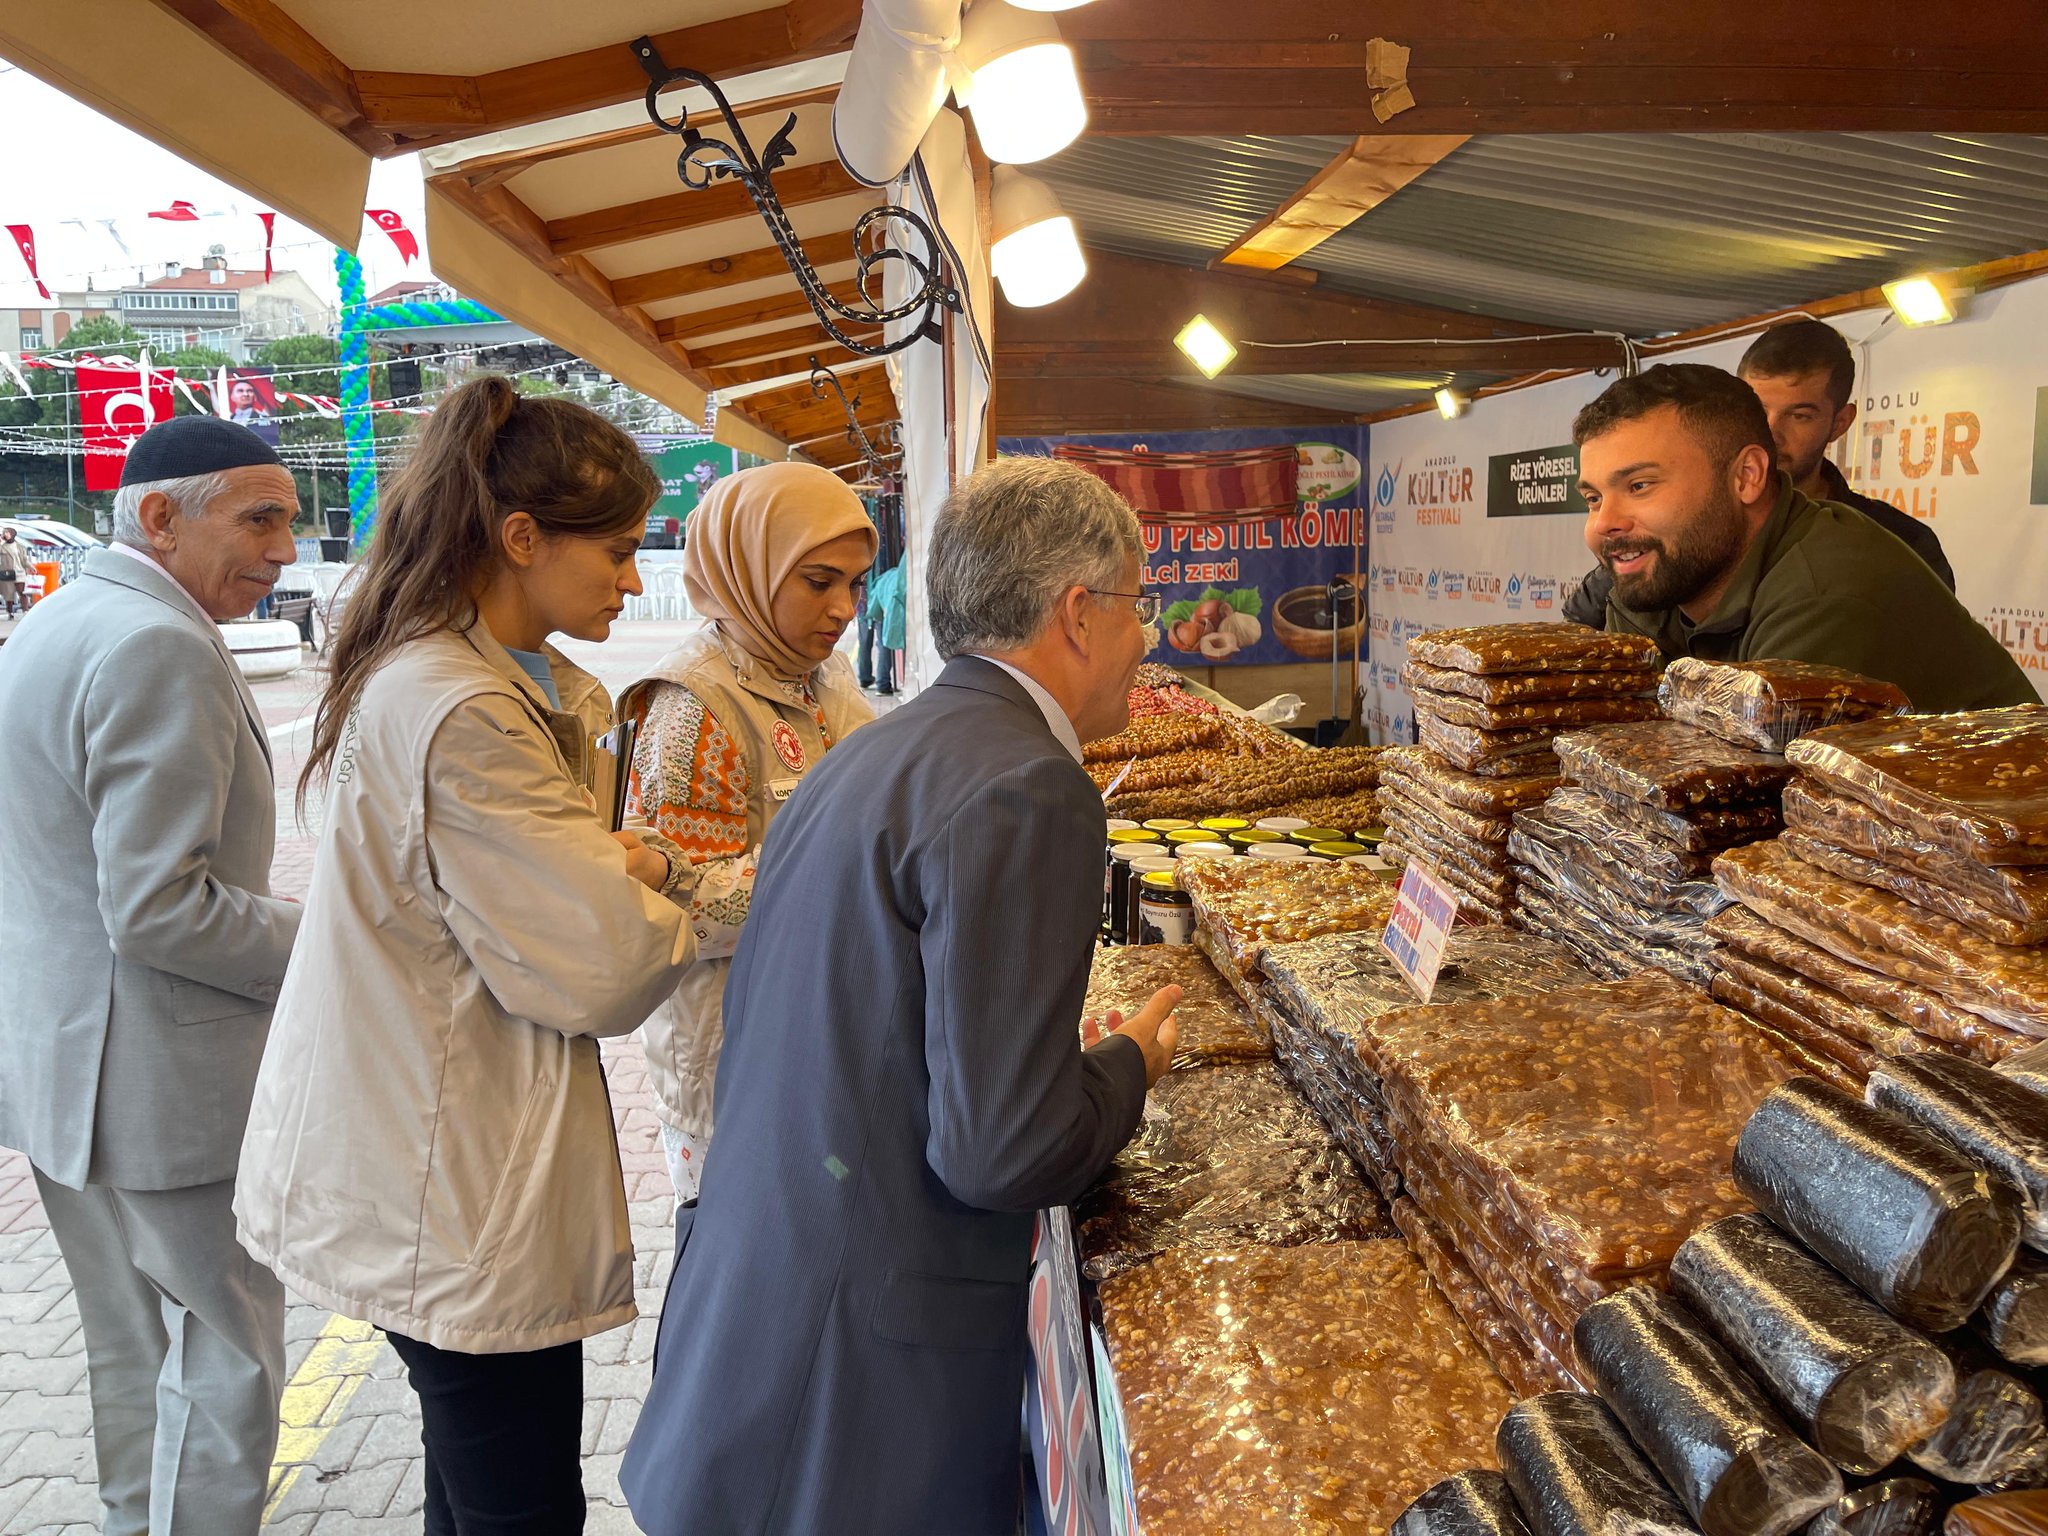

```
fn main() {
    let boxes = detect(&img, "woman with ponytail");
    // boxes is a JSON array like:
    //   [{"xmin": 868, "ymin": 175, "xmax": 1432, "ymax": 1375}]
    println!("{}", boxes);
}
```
[{"xmin": 234, "ymin": 376, "xmax": 697, "ymax": 1534}]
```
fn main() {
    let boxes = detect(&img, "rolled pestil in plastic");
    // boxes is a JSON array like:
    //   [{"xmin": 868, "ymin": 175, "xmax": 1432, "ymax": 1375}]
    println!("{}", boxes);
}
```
[
  {"xmin": 1977, "ymin": 1252, "xmax": 2048, "ymax": 1369},
  {"xmin": 1670, "ymin": 1213, "xmax": 1958, "ymax": 1476},
  {"xmin": 1866, "ymin": 1054, "xmax": 2048, "ymax": 1254},
  {"xmin": 1574, "ymin": 1287, "xmax": 1843, "ymax": 1536},
  {"xmin": 1732, "ymin": 1077, "xmax": 2022, "ymax": 1334},
  {"xmin": 1392, "ymin": 1469, "xmax": 1534, "ymax": 1536},
  {"xmin": 1801, "ymin": 1477, "xmax": 1943, "ymax": 1536},
  {"xmin": 1497, "ymin": 1392, "xmax": 1699, "ymax": 1536},
  {"xmin": 1904, "ymin": 1338, "xmax": 2047, "ymax": 1486}
]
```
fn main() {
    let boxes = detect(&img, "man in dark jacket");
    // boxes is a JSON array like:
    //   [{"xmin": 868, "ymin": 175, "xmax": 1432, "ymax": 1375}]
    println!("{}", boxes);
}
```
[
  {"xmin": 1574, "ymin": 363, "xmax": 2034, "ymax": 713},
  {"xmin": 1563, "ymin": 320, "xmax": 1951, "ymax": 625},
  {"xmin": 621, "ymin": 456, "xmax": 1180, "ymax": 1536}
]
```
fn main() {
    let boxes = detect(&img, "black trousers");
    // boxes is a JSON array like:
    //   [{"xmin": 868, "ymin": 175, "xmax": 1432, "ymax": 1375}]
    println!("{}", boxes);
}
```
[{"xmin": 385, "ymin": 1330, "xmax": 586, "ymax": 1536}]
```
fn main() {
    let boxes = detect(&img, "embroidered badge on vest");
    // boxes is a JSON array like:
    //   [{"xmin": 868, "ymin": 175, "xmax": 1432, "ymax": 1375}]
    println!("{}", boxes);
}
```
[{"xmin": 771, "ymin": 719, "xmax": 807, "ymax": 773}]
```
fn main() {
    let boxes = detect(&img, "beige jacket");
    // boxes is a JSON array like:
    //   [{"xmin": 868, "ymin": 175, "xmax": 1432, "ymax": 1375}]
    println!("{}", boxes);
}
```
[
  {"xmin": 619, "ymin": 624, "xmax": 872, "ymax": 1138},
  {"xmin": 235, "ymin": 625, "xmax": 695, "ymax": 1352}
]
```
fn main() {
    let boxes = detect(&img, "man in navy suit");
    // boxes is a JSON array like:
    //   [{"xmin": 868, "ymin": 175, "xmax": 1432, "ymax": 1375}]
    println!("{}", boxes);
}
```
[{"xmin": 622, "ymin": 455, "xmax": 1181, "ymax": 1536}]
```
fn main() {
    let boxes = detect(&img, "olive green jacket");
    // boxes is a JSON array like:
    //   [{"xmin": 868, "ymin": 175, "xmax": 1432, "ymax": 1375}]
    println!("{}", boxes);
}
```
[{"xmin": 1605, "ymin": 476, "xmax": 2038, "ymax": 714}]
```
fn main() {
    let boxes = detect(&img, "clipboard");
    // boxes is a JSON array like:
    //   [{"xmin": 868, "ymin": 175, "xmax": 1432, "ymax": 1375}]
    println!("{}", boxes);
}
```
[{"xmin": 592, "ymin": 717, "xmax": 639, "ymax": 832}]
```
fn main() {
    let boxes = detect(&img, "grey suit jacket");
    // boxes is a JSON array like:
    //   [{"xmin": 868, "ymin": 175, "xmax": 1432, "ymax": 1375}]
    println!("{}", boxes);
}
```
[
  {"xmin": 0, "ymin": 548, "xmax": 300, "ymax": 1190},
  {"xmin": 622, "ymin": 656, "xmax": 1149, "ymax": 1536}
]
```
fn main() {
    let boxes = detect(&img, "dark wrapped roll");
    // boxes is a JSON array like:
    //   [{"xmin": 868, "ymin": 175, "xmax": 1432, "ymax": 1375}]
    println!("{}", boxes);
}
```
[
  {"xmin": 1980, "ymin": 1254, "xmax": 2048, "ymax": 1369},
  {"xmin": 1998, "ymin": 1044, "xmax": 2048, "ymax": 1102},
  {"xmin": 1575, "ymin": 1287, "xmax": 1844, "ymax": 1536},
  {"xmin": 1671, "ymin": 1214, "xmax": 1958, "ymax": 1475},
  {"xmin": 1944, "ymin": 1490, "xmax": 2048, "ymax": 1536},
  {"xmin": 1908, "ymin": 1342, "xmax": 2048, "ymax": 1486},
  {"xmin": 1394, "ymin": 1469, "xmax": 1535, "ymax": 1536},
  {"xmin": 1804, "ymin": 1478, "xmax": 1943, "ymax": 1536},
  {"xmin": 1497, "ymin": 1392, "xmax": 1700, "ymax": 1536},
  {"xmin": 1733, "ymin": 1077, "xmax": 2022, "ymax": 1333},
  {"xmin": 1868, "ymin": 1055, "xmax": 2048, "ymax": 1253}
]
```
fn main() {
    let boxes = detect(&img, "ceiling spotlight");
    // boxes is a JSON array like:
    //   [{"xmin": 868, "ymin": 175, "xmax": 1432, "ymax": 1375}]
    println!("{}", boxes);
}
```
[
  {"xmin": 1435, "ymin": 387, "xmax": 1470, "ymax": 419},
  {"xmin": 955, "ymin": 0, "xmax": 1088, "ymax": 165},
  {"xmin": 1882, "ymin": 275, "xmax": 1956, "ymax": 327},
  {"xmin": 990, "ymin": 167, "xmax": 1087, "ymax": 307},
  {"xmin": 1174, "ymin": 315, "xmax": 1236, "ymax": 379}
]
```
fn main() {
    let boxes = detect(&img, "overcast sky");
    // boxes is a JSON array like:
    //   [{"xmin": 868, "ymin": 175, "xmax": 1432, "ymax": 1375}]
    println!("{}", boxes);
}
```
[{"xmin": 0, "ymin": 63, "xmax": 429, "ymax": 313}]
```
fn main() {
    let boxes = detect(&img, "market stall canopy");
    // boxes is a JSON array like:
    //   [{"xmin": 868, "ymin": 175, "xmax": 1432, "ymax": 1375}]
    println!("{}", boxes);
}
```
[{"xmin": 0, "ymin": 0, "xmax": 902, "ymax": 470}]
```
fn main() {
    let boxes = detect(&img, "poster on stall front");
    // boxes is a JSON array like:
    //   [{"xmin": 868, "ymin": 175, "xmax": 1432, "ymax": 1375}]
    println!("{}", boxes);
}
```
[
  {"xmin": 1001, "ymin": 427, "xmax": 1370, "ymax": 667},
  {"xmin": 635, "ymin": 437, "xmax": 759, "ymax": 549}
]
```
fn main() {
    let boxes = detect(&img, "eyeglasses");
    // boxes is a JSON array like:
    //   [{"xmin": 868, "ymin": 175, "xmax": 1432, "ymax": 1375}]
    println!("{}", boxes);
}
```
[{"xmin": 1088, "ymin": 589, "xmax": 1161, "ymax": 625}]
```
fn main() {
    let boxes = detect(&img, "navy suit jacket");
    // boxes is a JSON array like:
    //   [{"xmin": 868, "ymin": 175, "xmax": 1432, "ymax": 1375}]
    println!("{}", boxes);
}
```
[{"xmin": 622, "ymin": 656, "xmax": 1149, "ymax": 1536}]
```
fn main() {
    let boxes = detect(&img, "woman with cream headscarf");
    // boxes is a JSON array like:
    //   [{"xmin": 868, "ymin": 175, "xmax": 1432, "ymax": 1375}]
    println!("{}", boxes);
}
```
[{"xmin": 620, "ymin": 462, "xmax": 878, "ymax": 1202}]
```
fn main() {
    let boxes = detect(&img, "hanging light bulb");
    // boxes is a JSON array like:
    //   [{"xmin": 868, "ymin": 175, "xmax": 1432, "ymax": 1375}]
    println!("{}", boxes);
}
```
[
  {"xmin": 990, "ymin": 167, "xmax": 1087, "ymax": 307},
  {"xmin": 955, "ymin": 0, "xmax": 1088, "ymax": 165}
]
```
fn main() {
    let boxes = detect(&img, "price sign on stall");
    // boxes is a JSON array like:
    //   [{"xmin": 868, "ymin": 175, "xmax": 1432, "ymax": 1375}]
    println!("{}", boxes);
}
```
[{"xmin": 1381, "ymin": 860, "xmax": 1459, "ymax": 1002}]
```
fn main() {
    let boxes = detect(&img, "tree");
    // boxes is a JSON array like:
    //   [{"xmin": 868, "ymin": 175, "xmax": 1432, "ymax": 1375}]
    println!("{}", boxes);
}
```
[{"xmin": 54, "ymin": 315, "xmax": 146, "ymax": 355}]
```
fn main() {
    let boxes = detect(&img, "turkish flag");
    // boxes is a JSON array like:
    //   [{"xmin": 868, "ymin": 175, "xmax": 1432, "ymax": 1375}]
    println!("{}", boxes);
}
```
[
  {"xmin": 257, "ymin": 212, "xmax": 277, "ymax": 281},
  {"xmin": 366, "ymin": 208, "xmax": 419, "ymax": 265},
  {"xmin": 4, "ymin": 225, "xmax": 51, "ymax": 300},
  {"xmin": 78, "ymin": 363, "xmax": 174, "ymax": 492},
  {"xmin": 148, "ymin": 201, "xmax": 201, "ymax": 221}
]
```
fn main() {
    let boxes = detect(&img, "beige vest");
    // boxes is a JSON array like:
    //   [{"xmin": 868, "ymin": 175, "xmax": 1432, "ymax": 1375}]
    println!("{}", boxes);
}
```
[{"xmin": 620, "ymin": 624, "xmax": 873, "ymax": 1134}]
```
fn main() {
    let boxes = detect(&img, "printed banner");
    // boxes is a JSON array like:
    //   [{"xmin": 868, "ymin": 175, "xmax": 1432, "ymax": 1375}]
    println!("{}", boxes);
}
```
[
  {"xmin": 227, "ymin": 365, "xmax": 280, "ymax": 446},
  {"xmin": 1002, "ymin": 427, "xmax": 1370, "ymax": 667},
  {"xmin": 635, "ymin": 437, "xmax": 744, "ymax": 549},
  {"xmin": 77, "ymin": 362, "xmax": 174, "ymax": 491},
  {"xmin": 1487, "ymin": 444, "xmax": 1588, "ymax": 519}
]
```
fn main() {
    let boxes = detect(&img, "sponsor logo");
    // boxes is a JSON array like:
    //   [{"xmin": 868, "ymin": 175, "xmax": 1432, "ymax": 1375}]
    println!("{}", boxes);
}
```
[
  {"xmin": 1407, "ymin": 452, "xmax": 1474, "ymax": 526},
  {"xmin": 771, "ymin": 720, "xmax": 807, "ymax": 772},
  {"xmin": 1381, "ymin": 565, "xmax": 1398, "ymax": 593},
  {"xmin": 1399, "ymin": 567, "xmax": 1426, "ymax": 596},
  {"xmin": 1369, "ymin": 612, "xmax": 1392, "ymax": 641},
  {"xmin": 1982, "ymin": 604, "xmax": 2048, "ymax": 676},
  {"xmin": 1425, "ymin": 568, "xmax": 1441, "ymax": 601},
  {"xmin": 1469, "ymin": 571, "xmax": 1501, "ymax": 605},
  {"xmin": 1442, "ymin": 570, "xmax": 1466, "ymax": 601},
  {"xmin": 1374, "ymin": 460, "xmax": 1401, "ymax": 508},
  {"xmin": 1504, "ymin": 572, "xmax": 1525, "ymax": 611},
  {"xmin": 1846, "ymin": 387, "xmax": 1983, "ymax": 520},
  {"xmin": 1529, "ymin": 575, "xmax": 1557, "ymax": 611}
]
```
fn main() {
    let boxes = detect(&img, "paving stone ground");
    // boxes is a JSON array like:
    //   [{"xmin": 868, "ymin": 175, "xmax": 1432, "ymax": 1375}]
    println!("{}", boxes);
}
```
[{"xmin": 0, "ymin": 619, "xmax": 833, "ymax": 1535}]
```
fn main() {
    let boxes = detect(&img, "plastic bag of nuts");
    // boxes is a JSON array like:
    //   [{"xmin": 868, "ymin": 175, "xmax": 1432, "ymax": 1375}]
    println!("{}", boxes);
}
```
[
  {"xmin": 1407, "ymin": 623, "xmax": 1663, "ymax": 676},
  {"xmin": 1083, "ymin": 944, "xmax": 1270, "ymax": 1068},
  {"xmin": 1658, "ymin": 656, "xmax": 1910, "ymax": 753},
  {"xmin": 1407, "ymin": 659, "xmax": 1663, "ymax": 705},
  {"xmin": 1553, "ymin": 720, "xmax": 1796, "ymax": 812}
]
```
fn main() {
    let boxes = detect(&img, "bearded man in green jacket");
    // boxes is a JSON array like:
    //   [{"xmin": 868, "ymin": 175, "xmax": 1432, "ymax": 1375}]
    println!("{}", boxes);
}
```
[{"xmin": 1574, "ymin": 363, "xmax": 2036, "ymax": 713}]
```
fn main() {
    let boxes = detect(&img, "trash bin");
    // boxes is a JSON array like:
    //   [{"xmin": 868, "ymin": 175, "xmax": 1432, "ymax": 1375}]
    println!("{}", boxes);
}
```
[{"xmin": 34, "ymin": 561, "xmax": 60, "ymax": 600}]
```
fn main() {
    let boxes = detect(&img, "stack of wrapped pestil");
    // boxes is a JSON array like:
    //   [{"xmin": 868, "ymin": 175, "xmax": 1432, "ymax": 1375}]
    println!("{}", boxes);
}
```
[
  {"xmin": 1177, "ymin": 854, "xmax": 1402, "ymax": 1006},
  {"xmin": 1388, "ymin": 624, "xmax": 1663, "ymax": 921},
  {"xmin": 1709, "ymin": 706, "xmax": 2048, "ymax": 1087},
  {"xmin": 1510, "ymin": 719, "xmax": 1794, "ymax": 989},
  {"xmin": 1398, "ymin": 1049, "xmax": 2048, "ymax": 1536}
]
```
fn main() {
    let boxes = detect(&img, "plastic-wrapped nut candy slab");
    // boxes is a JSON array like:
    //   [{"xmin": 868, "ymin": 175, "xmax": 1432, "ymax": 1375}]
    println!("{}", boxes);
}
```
[
  {"xmin": 1710, "ymin": 946, "xmax": 1929, "ymax": 1059},
  {"xmin": 1603, "ymin": 793, "xmax": 1787, "ymax": 856},
  {"xmin": 1669, "ymin": 1213, "xmax": 1959, "ymax": 1477},
  {"xmin": 1573, "ymin": 1287, "xmax": 1844, "ymax": 1536},
  {"xmin": 1097, "ymin": 1242, "xmax": 1515, "ymax": 1536},
  {"xmin": 1375, "ymin": 971, "xmax": 1797, "ymax": 1282},
  {"xmin": 1074, "ymin": 1059, "xmax": 1386, "ymax": 1280},
  {"xmin": 1732, "ymin": 1076, "xmax": 2022, "ymax": 1334},
  {"xmin": 1785, "ymin": 707, "xmax": 2048, "ymax": 868},
  {"xmin": 1407, "ymin": 623, "xmax": 1663, "ymax": 677},
  {"xmin": 1420, "ymin": 715, "xmax": 1565, "ymax": 777},
  {"xmin": 1082, "ymin": 944, "xmax": 1270, "ymax": 1069},
  {"xmin": 1713, "ymin": 841, "xmax": 2048, "ymax": 1032},
  {"xmin": 1783, "ymin": 832, "xmax": 2048, "ymax": 948},
  {"xmin": 1393, "ymin": 1196, "xmax": 1560, "ymax": 1399},
  {"xmin": 1407, "ymin": 660, "xmax": 1664, "ymax": 705},
  {"xmin": 1659, "ymin": 657, "xmax": 1912, "ymax": 754},
  {"xmin": 1705, "ymin": 908, "xmax": 2031, "ymax": 1063},
  {"xmin": 1496, "ymin": 1392, "xmax": 1699, "ymax": 1536},
  {"xmin": 1554, "ymin": 720, "xmax": 1797, "ymax": 812},
  {"xmin": 1383, "ymin": 747, "xmax": 1563, "ymax": 816},
  {"xmin": 1393, "ymin": 1469, "xmax": 1535, "ymax": 1536},
  {"xmin": 1708, "ymin": 972, "xmax": 1880, "ymax": 1093},
  {"xmin": 1782, "ymin": 781, "xmax": 2048, "ymax": 937},
  {"xmin": 1180, "ymin": 856, "xmax": 1402, "ymax": 977},
  {"xmin": 1412, "ymin": 687, "xmax": 1664, "ymax": 732}
]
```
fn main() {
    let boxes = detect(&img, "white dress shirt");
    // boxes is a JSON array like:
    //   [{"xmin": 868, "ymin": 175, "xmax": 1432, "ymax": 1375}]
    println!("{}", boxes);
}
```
[
  {"xmin": 110, "ymin": 540, "xmax": 216, "ymax": 628},
  {"xmin": 971, "ymin": 655, "xmax": 1082, "ymax": 764}
]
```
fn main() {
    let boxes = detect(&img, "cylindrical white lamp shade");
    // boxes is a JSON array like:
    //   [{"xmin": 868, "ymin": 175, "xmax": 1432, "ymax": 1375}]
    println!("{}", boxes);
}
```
[
  {"xmin": 1005, "ymin": 0, "xmax": 1098, "ymax": 9},
  {"xmin": 990, "ymin": 166, "xmax": 1087, "ymax": 306},
  {"xmin": 955, "ymin": 0, "xmax": 1087, "ymax": 164}
]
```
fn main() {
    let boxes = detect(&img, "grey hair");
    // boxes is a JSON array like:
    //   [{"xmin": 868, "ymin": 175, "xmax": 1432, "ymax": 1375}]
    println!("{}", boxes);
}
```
[
  {"xmin": 111, "ymin": 470, "xmax": 234, "ymax": 548},
  {"xmin": 928, "ymin": 456, "xmax": 1143, "ymax": 659}
]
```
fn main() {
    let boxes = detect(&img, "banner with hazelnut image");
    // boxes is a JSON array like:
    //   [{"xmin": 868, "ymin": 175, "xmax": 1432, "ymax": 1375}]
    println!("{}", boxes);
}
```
[{"xmin": 999, "ymin": 426, "xmax": 1371, "ymax": 667}]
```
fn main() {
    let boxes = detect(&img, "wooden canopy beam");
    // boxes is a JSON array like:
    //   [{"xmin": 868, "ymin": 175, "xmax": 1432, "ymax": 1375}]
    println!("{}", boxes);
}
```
[
  {"xmin": 613, "ymin": 233, "xmax": 860, "ymax": 307},
  {"xmin": 655, "ymin": 280, "xmax": 864, "ymax": 344},
  {"xmin": 1217, "ymin": 135, "xmax": 1468, "ymax": 272},
  {"xmin": 706, "ymin": 343, "xmax": 882, "ymax": 391},
  {"xmin": 152, "ymin": 0, "xmax": 390, "ymax": 153},
  {"xmin": 350, "ymin": 0, "xmax": 861, "ymax": 152},
  {"xmin": 691, "ymin": 320, "xmax": 880, "ymax": 369},
  {"xmin": 1064, "ymin": 1, "xmax": 2048, "ymax": 135},
  {"xmin": 993, "ymin": 377, "xmax": 1355, "ymax": 436},
  {"xmin": 545, "ymin": 161, "xmax": 863, "ymax": 257},
  {"xmin": 1002, "ymin": 335, "xmax": 1625, "ymax": 377}
]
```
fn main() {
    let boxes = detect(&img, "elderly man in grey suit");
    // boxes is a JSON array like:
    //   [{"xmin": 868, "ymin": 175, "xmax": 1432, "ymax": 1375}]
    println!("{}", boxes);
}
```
[
  {"xmin": 623, "ymin": 455, "xmax": 1182, "ymax": 1536},
  {"xmin": 0, "ymin": 416, "xmax": 303, "ymax": 1535}
]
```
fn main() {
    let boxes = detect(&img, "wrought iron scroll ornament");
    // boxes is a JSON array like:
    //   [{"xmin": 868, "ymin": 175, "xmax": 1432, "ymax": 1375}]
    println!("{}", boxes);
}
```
[
  {"xmin": 632, "ymin": 36, "xmax": 962, "ymax": 356},
  {"xmin": 808, "ymin": 356, "xmax": 903, "ymax": 480}
]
